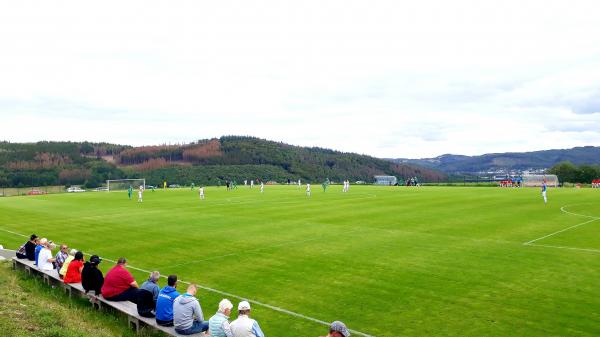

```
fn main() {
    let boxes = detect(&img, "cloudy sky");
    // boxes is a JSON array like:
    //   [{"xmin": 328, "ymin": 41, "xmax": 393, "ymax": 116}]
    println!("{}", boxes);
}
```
[{"xmin": 1, "ymin": 0, "xmax": 600, "ymax": 158}]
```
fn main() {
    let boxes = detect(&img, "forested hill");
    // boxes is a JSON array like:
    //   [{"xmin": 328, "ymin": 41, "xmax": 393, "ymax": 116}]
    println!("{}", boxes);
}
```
[
  {"xmin": 390, "ymin": 146, "xmax": 600, "ymax": 173},
  {"xmin": 0, "ymin": 137, "xmax": 445, "ymax": 188}
]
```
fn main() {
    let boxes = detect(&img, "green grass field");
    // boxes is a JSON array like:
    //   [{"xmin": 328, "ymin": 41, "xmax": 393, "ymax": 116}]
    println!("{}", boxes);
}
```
[{"xmin": 1, "ymin": 185, "xmax": 599, "ymax": 337}]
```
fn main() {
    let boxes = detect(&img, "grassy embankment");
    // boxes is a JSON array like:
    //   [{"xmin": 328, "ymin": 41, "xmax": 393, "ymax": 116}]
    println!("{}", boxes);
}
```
[{"xmin": 0, "ymin": 260, "xmax": 162, "ymax": 337}]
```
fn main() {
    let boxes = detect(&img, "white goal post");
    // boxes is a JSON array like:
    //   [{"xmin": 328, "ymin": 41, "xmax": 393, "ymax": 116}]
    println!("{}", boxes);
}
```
[{"xmin": 106, "ymin": 179, "xmax": 146, "ymax": 191}]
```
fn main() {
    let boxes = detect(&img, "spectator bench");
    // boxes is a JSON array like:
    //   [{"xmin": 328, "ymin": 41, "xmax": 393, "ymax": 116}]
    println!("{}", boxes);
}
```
[{"xmin": 12, "ymin": 257, "xmax": 205, "ymax": 336}]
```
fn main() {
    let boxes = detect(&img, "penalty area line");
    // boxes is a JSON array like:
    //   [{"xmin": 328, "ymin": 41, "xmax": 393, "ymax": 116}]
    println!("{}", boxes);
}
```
[
  {"xmin": 524, "ymin": 243, "xmax": 600, "ymax": 254},
  {"xmin": 559, "ymin": 205, "xmax": 600, "ymax": 220},
  {"xmin": 0, "ymin": 226, "xmax": 376, "ymax": 337},
  {"xmin": 523, "ymin": 204, "xmax": 600, "ymax": 248},
  {"xmin": 523, "ymin": 218, "xmax": 599, "ymax": 245}
]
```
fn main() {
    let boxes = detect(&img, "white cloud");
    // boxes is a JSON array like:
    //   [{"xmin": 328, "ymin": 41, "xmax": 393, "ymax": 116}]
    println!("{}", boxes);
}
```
[{"xmin": 1, "ymin": 0, "xmax": 600, "ymax": 158}]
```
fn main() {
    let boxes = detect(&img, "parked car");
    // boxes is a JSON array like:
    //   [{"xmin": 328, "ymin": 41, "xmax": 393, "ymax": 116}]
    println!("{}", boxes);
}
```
[
  {"xmin": 94, "ymin": 187, "xmax": 109, "ymax": 191},
  {"xmin": 66, "ymin": 186, "xmax": 86, "ymax": 193},
  {"xmin": 27, "ymin": 189, "xmax": 47, "ymax": 195},
  {"xmin": 168, "ymin": 184, "xmax": 181, "ymax": 188},
  {"xmin": 144, "ymin": 185, "xmax": 155, "ymax": 189}
]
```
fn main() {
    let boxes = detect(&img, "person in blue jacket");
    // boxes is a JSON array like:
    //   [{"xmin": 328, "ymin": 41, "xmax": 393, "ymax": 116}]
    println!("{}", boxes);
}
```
[
  {"xmin": 156, "ymin": 274, "xmax": 180, "ymax": 327},
  {"xmin": 34, "ymin": 237, "xmax": 47, "ymax": 266}
]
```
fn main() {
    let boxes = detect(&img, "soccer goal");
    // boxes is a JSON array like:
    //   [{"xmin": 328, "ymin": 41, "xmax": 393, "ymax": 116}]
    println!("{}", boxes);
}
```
[
  {"xmin": 106, "ymin": 179, "xmax": 146, "ymax": 191},
  {"xmin": 522, "ymin": 174, "xmax": 559, "ymax": 187}
]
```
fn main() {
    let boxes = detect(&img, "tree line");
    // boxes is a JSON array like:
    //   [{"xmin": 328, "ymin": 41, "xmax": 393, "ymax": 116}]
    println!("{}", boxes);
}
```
[
  {"xmin": 0, "ymin": 138, "xmax": 446, "ymax": 188},
  {"xmin": 547, "ymin": 161, "xmax": 600, "ymax": 184}
]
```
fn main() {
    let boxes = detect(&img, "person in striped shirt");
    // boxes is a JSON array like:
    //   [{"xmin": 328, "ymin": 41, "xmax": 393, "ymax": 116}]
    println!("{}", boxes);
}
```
[{"xmin": 54, "ymin": 244, "xmax": 69, "ymax": 271}]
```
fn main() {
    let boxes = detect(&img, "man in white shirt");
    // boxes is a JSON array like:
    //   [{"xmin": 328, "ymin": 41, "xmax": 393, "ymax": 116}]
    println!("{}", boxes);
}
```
[
  {"xmin": 306, "ymin": 183, "xmax": 311, "ymax": 197},
  {"xmin": 38, "ymin": 240, "xmax": 56, "ymax": 271},
  {"xmin": 138, "ymin": 185, "xmax": 144, "ymax": 203},
  {"xmin": 199, "ymin": 187, "xmax": 205, "ymax": 200},
  {"xmin": 230, "ymin": 301, "xmax": 264, "ymax": 337}
]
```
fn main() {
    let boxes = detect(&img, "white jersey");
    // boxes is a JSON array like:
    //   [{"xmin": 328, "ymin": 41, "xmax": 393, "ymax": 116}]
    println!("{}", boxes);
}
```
[
  {"xmin": 260, "ymin": 183, "xmax": 264, "ymax": 193},
  {"xmin": 230, "ymin": 315, "xmax": 264, "ymax": 337},
  {"xmin": 199, "ymin": 187, "xmax": 205, "ymax": 199},
  {"xmin": 38, "ymin": 248, "xmax": 54, "ymax": 271}
]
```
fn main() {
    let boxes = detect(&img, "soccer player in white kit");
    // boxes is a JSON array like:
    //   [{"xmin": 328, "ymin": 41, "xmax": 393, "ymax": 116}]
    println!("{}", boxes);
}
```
[
  {"xmin": 298, "ymin": 179, "xmax": 301, "ymax": 188},
  {"xmin": 250, "ymin": 180, "xmax": 254, "ymax": 188},
  {"xmin": 199, "ymin": 186, "xmax": 205, "ymax": 200},
  {"xmin": 138, "ymin": 185, "xmax": 144, "ymax": 203},
  {"xmin": 260, "ymin": 182, "xmax": 264, "ymax": 193},
  {"xmin": 306, "ymin": 183, "xmax": 311, "ymax": 197}
]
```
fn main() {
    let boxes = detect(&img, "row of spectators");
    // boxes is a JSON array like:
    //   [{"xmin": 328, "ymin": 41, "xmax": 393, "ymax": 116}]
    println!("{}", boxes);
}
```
[
  {"xmin": 15, "ymin": 233, "xmax": 351, "ymax": 337},
  {"xmin": 498, "ymin": 179, "xmax": 522, "ymax": 187}
]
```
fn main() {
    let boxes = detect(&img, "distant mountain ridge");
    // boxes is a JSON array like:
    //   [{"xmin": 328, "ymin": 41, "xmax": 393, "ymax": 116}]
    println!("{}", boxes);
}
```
[{"xmin": 390, "ymin": 146, "xmax": 600, "ymax": 173}]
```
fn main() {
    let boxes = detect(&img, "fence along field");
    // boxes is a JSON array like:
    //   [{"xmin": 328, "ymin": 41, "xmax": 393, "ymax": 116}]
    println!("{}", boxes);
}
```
[
  {"xmin": 1, "ymin": 185, "xmax": 599, "ymax": 336},
  {"xmin": 0, "ymin": 185, "xmax": 65, "ymax": 197}
]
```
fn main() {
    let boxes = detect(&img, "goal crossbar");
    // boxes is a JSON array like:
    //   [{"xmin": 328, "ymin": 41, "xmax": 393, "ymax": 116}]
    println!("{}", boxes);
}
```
[{"xmin": 106, "ymin": 179, "xmax": 146, "ymax": 191}]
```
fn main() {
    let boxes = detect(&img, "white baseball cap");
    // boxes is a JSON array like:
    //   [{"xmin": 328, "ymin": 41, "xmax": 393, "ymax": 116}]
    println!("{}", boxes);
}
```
[{"xmin": 238, "ymin": 300, "xmax": 251, "ymax": 310}]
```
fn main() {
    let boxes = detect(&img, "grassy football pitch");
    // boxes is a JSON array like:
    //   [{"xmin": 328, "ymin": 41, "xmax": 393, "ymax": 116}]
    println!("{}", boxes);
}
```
[{"xmin": 1, "ymin": 185, "xmax": 599, "ymax": 337}]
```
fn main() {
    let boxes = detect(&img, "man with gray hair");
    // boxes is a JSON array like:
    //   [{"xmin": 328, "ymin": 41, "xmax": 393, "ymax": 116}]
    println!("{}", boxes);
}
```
[
  {"xmin": 230, "ymin": 301, "xmax": 264, "ymax": 337},
  {"xmin": 138, "ymin": 271, "xmax": 160, "ymax": 317},
  {"xmin": 208, "ymin": 299, "xmax": 234, "ymax": 337}
]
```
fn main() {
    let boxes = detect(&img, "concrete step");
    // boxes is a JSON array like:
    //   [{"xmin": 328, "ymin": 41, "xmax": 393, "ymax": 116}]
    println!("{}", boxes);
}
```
[{"xmin": 0, "ymin": 248, "xmax": 16, "ymax": 259}]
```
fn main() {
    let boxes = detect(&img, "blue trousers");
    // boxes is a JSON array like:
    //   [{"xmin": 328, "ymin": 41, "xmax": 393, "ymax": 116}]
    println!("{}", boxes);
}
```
[{"xmin": 175, "ymin": 321, "xmax": 209, "ymax": 335}]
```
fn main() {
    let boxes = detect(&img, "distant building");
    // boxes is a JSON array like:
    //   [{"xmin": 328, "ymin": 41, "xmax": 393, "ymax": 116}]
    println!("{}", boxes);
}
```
[{"xmin": 374, "ymin": 175, "xmax": 397, "ymax": 185}]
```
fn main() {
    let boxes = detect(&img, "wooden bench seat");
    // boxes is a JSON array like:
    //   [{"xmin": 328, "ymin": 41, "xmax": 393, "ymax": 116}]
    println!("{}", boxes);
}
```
[{"xmin": 12, "ymin": 256, "xmax": 206, "ymax": 336}]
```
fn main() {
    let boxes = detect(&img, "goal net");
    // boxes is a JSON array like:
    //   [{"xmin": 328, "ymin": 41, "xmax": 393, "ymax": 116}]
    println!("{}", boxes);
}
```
[
  {"xmin": 522, "ymin": 174, "xmax": 559, "ymax": 187},
  {"xmin": 106, "ymin": 179, "xmax": 146, "ymax": 191}
]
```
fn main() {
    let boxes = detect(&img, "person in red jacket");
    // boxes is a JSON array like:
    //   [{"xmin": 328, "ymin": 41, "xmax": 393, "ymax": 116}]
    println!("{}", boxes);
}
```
[
  {"xmin": 101, "ymin": 257, "xmax": 140, "ymax": 303},
  {"xmin": 63, "ymin": 251, "xmax": 84, "ymax": 283}
]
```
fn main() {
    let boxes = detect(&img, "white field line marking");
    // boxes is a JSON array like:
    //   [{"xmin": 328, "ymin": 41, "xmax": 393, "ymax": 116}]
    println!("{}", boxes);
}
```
[
  {"xmin": 0, "ymin": 226, "xmax": 375, "ymax": 337},
  {"xmin": 523, "ymin": 218, "xmax": 600, "ymax": 245},
  {"xmin": 559, "ymin": 205, "xmax": 600, "ymax": 220},
  {"xmin": 0, "ymin": 228, "xmax": 28, "ymax": 238},
  {"xmin": 525, "ymin": 243, "xmax": 600, "ymax": 254},
  {"xmin": 523, "ymin": 205, "xmax": 600, "ymax": 246}
]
